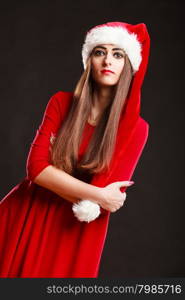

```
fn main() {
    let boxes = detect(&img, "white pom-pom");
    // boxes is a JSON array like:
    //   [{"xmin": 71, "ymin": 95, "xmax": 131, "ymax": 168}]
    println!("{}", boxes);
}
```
[{"xmin": 72, "ymin": 200, "xmax": 100, "ymax": 223}]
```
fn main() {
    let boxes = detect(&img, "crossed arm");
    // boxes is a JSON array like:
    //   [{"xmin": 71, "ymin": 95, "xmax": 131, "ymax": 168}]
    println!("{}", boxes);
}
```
[{"xmin": 33, "ymin": 165, "xmax": 101, "ymax": 205}]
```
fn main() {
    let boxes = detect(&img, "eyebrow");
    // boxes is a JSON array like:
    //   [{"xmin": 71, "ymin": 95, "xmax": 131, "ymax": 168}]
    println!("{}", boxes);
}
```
[{"xmin": 94, "ymin": 46, "xmax": 124, "ymax": 52}]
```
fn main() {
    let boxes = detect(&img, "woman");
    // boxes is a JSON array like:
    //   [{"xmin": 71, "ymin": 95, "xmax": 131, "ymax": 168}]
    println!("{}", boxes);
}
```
[{"xmin": 0, "ymin": 21, "xmax": 150, "ymax": 278}]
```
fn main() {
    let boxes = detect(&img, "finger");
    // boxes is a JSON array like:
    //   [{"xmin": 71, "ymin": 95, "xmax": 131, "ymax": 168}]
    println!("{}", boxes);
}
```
[
  {"xmin": 116, "ymin": 181, "xmax": 134, "ymax": 188},
  {"xmin": 122, "ymin": 192, "xmax": 127, "ymax": 201}
]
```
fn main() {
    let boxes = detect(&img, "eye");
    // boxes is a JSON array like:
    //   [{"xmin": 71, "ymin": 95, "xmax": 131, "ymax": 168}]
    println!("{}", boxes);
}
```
[
  {"xmin": 113, "ymin": 52, "xmax": 124, "ymax": 58},
  {"xmin": 93, "ymin": 49, "xmax": 105, "ymax": 56}
]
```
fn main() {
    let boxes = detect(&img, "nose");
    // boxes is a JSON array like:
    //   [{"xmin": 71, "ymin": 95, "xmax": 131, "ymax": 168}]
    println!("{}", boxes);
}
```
[{"xmin": 103, "ymin": 52, "xmax": 112, "ymax": 66}]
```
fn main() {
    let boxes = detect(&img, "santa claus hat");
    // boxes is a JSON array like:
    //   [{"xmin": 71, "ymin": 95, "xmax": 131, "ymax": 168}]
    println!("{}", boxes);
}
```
[{"xmin": 82, "ymin": 21, "xmax": 143, "ymax": 74}]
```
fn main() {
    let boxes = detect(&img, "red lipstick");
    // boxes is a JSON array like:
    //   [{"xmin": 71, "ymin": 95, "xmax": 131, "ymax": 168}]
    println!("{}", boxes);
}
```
[{"xmin": 101, "ymin": 69, "xmax": 114, "ymax": 74}]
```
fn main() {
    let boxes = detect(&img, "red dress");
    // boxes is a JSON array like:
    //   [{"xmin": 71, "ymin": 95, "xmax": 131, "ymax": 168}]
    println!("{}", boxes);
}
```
[
  {"xmin": 0, "ymin": 91, "xmax": 110, "ymax": 278},
  {"xmin": 0, "ymin": 23, "xmax": 151, "ymax": 278},
  {"xmin": 0, "ymin": 89, "xmax": 149, "ymax": 278}
]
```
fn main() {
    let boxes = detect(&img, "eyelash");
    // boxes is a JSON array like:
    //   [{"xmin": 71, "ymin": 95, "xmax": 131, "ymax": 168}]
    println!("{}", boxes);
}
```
[{"xmin": 93, "ymin": 50, "xmax": 124, "ymax": 58}]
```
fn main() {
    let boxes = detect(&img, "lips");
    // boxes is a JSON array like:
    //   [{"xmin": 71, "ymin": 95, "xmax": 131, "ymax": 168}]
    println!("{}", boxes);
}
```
[{"xmin": 101, "ymin": 69, "xmax": 114, "ymax": 74}]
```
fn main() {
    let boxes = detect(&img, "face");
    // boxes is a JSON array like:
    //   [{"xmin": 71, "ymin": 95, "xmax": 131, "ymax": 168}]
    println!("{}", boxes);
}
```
[{"xmin": 90, "ymin": 44, "xmax": 125, "ymax": 87}]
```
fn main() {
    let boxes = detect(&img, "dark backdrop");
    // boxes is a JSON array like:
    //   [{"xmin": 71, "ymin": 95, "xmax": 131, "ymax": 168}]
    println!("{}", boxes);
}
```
[{"xmin": 0, "ymin": 0, "xmax": 184, "ymax": 278}]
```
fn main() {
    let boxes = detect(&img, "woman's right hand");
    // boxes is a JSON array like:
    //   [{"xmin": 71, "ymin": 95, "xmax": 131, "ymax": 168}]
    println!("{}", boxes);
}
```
[{"xmin": 98, "ymin": 181, "xmax": 134, "ymax": 212}]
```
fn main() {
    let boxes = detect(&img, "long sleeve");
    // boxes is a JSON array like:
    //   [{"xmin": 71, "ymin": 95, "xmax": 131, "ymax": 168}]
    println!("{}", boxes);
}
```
[
  {"xmin": 26, "ymin": 92, "xmax": 66, "ymax": 182},
  {"xmin": 90, "ymin": 117, "xmax": 149, "ymax": 192},
  {"xmin": 107, "ymin": 117, "xmax": 149, "ymax": 193}
]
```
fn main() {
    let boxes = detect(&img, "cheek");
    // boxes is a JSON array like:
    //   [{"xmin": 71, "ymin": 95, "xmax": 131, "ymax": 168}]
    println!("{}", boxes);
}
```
[
  {"xmin": 91, "ymin": 60, "xmax": 100, "ymax": 73},
  {"xmin": 116, "ymin": 61, "xmax": 125, "ymax": 76}
]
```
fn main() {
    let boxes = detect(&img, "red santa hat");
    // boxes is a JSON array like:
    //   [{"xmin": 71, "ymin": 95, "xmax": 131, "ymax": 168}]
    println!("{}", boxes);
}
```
[
  {"xmin": 82, "ymin": 21, "xmax": 143, "ymax": 74},
  {"xmin": 81, "ymin": 21, "xmax": 150, "ymax": 127}
]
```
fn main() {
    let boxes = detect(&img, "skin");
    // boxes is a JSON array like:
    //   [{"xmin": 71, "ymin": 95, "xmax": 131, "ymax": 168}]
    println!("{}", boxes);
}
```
[{"xmin": 89, "ymin": 44, "xmax": 125, "ymax": 123}]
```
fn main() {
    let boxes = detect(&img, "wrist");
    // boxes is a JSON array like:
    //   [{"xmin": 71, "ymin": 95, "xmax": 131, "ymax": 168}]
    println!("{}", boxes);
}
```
[{"xmin": 90, "ymin": 186, "xmax": 105, "ymax": 205}]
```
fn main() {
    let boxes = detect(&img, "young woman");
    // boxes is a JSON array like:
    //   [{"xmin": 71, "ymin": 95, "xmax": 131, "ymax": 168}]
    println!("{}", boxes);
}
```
[{"xmin": 0, "ymin": 21, "xmax": 150, "ymax": 278}]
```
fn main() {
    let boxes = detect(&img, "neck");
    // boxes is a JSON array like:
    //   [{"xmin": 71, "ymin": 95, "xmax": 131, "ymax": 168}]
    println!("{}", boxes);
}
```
[{"xmin": 92, "ymin": 85, "xmax": 115, "ymax": 110}]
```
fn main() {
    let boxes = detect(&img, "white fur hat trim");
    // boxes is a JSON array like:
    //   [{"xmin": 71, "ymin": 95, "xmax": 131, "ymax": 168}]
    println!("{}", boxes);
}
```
[{"xmin": 82, "ymin": 25, "xmax": 142, "ymax": 73}]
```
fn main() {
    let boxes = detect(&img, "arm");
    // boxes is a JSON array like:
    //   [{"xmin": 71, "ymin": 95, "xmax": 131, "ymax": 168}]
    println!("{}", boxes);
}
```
[
  {"xmin": 91, "ymin": 117, "xmax": 150, "ymax": 192},
  {"xmin": 26, "ymin": 92, "xmax": 102, "ymax": 205},
  {"xmin": 33, "ymin": 165, "xmax": 102, "ymax": 204}
]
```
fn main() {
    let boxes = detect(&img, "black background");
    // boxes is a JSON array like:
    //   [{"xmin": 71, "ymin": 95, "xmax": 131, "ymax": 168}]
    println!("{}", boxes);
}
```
[{"xmin": 0, "ymin": 0, "xmax": 184, "ymax": 278}]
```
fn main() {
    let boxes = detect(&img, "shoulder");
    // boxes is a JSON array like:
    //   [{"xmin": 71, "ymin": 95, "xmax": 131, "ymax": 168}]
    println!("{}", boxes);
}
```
[
  {"xmin": 46, "ymin": 91, "xmax": 74, "ymax": 120},
  {"xmin": 52, "ymin": 90, "xmax": 74, "ymax": 103},
  {"xmin": 47, "ymin": 90, "xmax": 74, "ymax": 110}
]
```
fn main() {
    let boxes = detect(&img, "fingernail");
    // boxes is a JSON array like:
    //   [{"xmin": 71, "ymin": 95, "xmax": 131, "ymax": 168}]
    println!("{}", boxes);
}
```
[{"xmin": 128, "ymin": 181, "xmax": 134, "ymax": 185}]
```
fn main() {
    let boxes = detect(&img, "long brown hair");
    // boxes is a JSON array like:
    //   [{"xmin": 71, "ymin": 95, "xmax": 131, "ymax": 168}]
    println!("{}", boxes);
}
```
[{"xmin": 50, "ymin": 53, "xmax": 133, "ymax": 177}]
